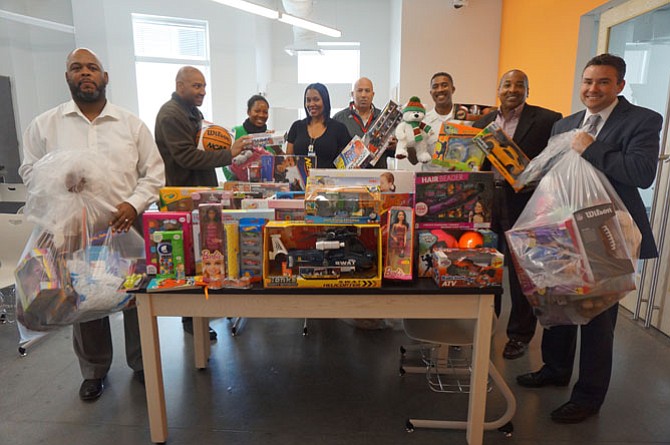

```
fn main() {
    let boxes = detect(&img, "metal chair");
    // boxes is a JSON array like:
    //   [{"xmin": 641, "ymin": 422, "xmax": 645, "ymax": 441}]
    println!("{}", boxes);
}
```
[{"xmin": 400, "ymin": 318, "xmax": 515, "ymax": 437}]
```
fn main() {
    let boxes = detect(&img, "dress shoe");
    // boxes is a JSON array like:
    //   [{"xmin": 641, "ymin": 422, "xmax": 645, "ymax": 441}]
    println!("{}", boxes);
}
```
[
  {"xmin": 79, "ymin": 378, "xmax": 104, "ymax": 401},
  {"xmin": 502, "ymin": 339, "xmax": 527, "ymax": 360},
  {"xmin": 134, "ymin": 370, "xmax": 145, "ymax": 385},
  {"xmin": 182, "ymin": 317, "xmax": 218, "ymax": 341},
  {"xmin": 550, "ymin": 401, "xmax": 599, "ymax": 423},
  {"xmin": 516, "ymin": 368, "xmax": 570, "ymax": 388}
]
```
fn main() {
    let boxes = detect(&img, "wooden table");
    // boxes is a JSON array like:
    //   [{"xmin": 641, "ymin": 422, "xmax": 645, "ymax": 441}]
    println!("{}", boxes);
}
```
[{"xmin": 135, "ymin": 282, "xmax": 497, "ymax": 444}]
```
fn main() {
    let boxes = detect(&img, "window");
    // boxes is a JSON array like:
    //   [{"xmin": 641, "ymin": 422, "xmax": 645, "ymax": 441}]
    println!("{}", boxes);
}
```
[
  {"xmin": 132, "ymin": 14, "xmax": 212, "ymax": 132},
  {"xmin": 296, "ymin": 45, "xmax": 360, "ymax": 117}
]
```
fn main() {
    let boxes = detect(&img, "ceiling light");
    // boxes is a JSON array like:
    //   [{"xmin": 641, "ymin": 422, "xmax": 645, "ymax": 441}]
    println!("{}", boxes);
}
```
[
  {"xmin": 317, "ymin": 42, "xmax": 359, "ymax": 47},
  {"xmin": 212, "ymin": 0, "xmax": 279, "ymax": 19},
  {"xmin": 279, "ymin": 13, "xmax": 341, "ymax": 38}
]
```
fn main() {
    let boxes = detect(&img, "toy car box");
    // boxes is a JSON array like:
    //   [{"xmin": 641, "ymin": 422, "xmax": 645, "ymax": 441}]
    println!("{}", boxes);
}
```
[
  {"xmin": 432, "ymin": 248, "xmax": 503, "ymax": 288},
  {"xmin": 473, "ymin": 122, "xmax": 530, "ymax": 191},
  {"xmin": 415, "ymin": 172, "xmax": 494, "ymax": 229},
  {"xmin": 304, "ymin": 182, "xmax": 381, "ymax": 224},
  {"xmin": 263, "ymin": 221, "xmax": 382, "ymax": 288}
]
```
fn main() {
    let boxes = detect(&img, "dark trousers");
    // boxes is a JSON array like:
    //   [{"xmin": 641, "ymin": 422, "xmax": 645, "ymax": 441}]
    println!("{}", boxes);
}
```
[
  {"xmin": 541, "ymin": 303, "xmax": 618, "ymax": 408},
  {"xmin": 492, "ymin": 185, "xmax": 537, "ymax": 343}
]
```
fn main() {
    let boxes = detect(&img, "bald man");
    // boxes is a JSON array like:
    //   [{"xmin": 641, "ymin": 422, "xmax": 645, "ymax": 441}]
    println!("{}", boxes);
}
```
[
  {"xmin": 20, "ymin": 48, "xmax": 165, "ymax": 401},
  {"xmin": 154, "ymin": 66, "xmax": 249, "ymax": 340},
  {"xmin": 333, "ymin": 77, "xmax": 396, "ymax": 168},
  {"xmin": 474, "ymin": 69, "xmax": 562, "ymax": 360}
]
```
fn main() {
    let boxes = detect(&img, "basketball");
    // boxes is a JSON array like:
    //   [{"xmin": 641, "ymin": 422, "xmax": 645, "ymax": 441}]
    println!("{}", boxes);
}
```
[
  {"xmin": 458, "ymin": 231, "xmax": 484, "ymax": 249},
  {"xmin": 197, "ymin": 124, "xmax": 233, "ymax": 151}
]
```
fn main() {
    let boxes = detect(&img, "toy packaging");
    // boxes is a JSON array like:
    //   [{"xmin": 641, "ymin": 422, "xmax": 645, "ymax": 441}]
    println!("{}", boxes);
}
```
[
  {"xmin": 222, "ymin": 208, "xmax": 275, "ymax": 221},
  {"xmin": 364, "ymin": 100, "xmax": 404, "ymax": 167},
  {"xmin": 416, "ymin": 228, "xmax": 497, "ymax": 278},
  {"xmin": 222, "ymin": 181, "xmax": 290, "ymax": 198},
  {"xmin": 268, "ymin": 198, "xmax": 305, "ymax": 221},
  {"xmin": 453, "ymin": 103, "xmax": 496, "ymax": 122},
  {"xmin": 414, "ymin": 172, "xmax": 494, "ymax": 229},
  {"xmin": 432, "ymin": 248, "xmax": 504, "ymax": 288},
  {"xmin": 239, "ymin": 218, "xmax": 265, "ymax": 283},
  {"xmin": 223, "ymin": 132, "xmax": 284, "ymax": 181},
  {"xmin": 143, "ymin": 211, "xmax": 195, "ymax": 276},
  {"xmin": 263, "ymin": 222, "xmax": 382, "ymax": 288},
  {"xmin": 260, "ymin": 155, "xmax": 315, "ymax": 190},
  {"xmin": 198, "ymin": 203, "xmax": 226, "ymax": 289},
  {"xmin": 191, "ymin": 189, "xmax": 234, "ymax": 209},
  {"xmin": 224, "ymin": 221, "xmax": 240, "ymax": 279},
  {"xmin": 384, "ymin": 207, "xmax": 414, "ymax": 280},
  {"xmin": 159, "ymin": 187, "xmax": 212, "ymax": 212},
  {"xmin": 431, "ymin": 122, "xmax": 485, "ymax": 171},
  {"xmin": 334, "ymin": 136, "xmax": 372, "ymax": 169},
  {"xmin": 304, "ymin": 182, "xmax": 381, "ymax": 224},
  {"xmin": 152, "ymin": 230, "xmax": 185, "ymax": 280},
  {"xmin": 506, "ymin": 149, "xmax": 641, "ymax": 326},
  {"xmin": 473, "ymin": 122, "xmax": 530, "ymax": 191}
]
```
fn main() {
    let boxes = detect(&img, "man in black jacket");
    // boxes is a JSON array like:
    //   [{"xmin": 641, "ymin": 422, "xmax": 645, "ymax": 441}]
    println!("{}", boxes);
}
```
[
  {"xmin": 474, "ymin": 69, "xmax": 562, "ymax": 360},
  {"xmin": 516, "ymin": 54, "xmax": 662, "ymax": 424},
  {"xmin": 155, "ymin": 66, "xmax": 249, "ymax": 339}
]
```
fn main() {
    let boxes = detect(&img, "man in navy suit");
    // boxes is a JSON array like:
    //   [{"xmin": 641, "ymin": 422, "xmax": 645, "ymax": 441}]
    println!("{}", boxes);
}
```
[
  {"xmin": 474, "ymin": 70, "xmax": 562, "ymax": 360},
  {"xmin": 517, "ymin": 54, "xmax": 663, "ymax": 423}
]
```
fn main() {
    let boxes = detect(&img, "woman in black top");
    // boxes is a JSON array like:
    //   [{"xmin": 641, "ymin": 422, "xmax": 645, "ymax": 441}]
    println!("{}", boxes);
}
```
[{"xmin": 286, "ymin": 83, "xmax": 351, "ymax": 167}]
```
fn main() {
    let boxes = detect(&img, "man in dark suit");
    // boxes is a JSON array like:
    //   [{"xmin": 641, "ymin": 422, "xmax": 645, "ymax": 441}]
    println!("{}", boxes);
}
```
[
  {"xmin": 474, "ymin": 69, "xmax": 562, "ymax": 360},
  {"xmin": 517, "ymin": 54, "xmax": 662, "ymax": 423}
]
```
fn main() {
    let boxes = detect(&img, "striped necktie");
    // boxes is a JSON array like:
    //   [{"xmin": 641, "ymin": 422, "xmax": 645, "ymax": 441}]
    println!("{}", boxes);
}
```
[{"xmin": 582, "ymin": 114, "xmax": 601, "ymax": 137}]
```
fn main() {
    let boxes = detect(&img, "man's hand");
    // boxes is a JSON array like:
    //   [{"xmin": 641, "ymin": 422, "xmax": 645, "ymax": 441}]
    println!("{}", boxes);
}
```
[
  {"xmin": 111, "ymin": 202, "xmax": 138, "ymax": 232},
  {"xmin": 572, "ymin": 132, "xmax": 595, "ymax": 154},
  {"xmin": 230, "ymin": 135, "xmax": 251, "ymax": 158}
]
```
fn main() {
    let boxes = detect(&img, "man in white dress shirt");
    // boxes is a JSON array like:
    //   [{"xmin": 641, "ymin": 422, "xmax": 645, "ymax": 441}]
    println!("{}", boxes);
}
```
[{"xmin": 20, "ymin": 48, "xmax": 165, "ymax": 402}]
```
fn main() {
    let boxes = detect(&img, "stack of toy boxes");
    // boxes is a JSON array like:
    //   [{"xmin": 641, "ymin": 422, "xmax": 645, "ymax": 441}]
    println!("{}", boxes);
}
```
[{"xmin": 414, "ymin": 171, "xmax": 503, "ymax": 287}]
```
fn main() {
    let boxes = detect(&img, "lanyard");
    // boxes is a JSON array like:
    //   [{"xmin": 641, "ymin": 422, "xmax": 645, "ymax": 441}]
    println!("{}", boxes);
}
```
[{"xmin": 350, "ymin": 103, "xmax": 375, "ymax": 133}]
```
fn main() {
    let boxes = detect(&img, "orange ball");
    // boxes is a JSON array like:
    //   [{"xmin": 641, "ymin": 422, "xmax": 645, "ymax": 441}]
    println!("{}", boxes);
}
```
[
  {"xmin": 197, "ymin": 125, "xmax": 232, "ymax": 151},
  {"xmin": 459, "ymin": 231, "xmax": 484, "ymax": 249}
]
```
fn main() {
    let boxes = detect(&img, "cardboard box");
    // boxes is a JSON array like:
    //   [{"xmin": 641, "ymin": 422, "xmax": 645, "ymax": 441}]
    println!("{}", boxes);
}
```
[
  {"xmin": 473, "ymin": 122, "xmax": 530, "ymax": 191},
  {"xmin": 263, "ymin": 221, "xmax": 382, "ymax": 288},
  {"xmin": 143, "ymin": 212, "xmax": 194, "ymax": 276},
  {"xmin": 432, "ymin": 248, "xmax": 503, "ymax": 288}
]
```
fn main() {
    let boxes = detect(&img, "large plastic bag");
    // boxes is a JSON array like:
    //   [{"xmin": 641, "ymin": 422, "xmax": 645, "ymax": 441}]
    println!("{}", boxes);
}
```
[
  {"xmin": 505, "ymin": 132, "xmax": 641, "ymax": 327},
  {"xmin": 514, "ymin": 131, "xmax": 574, "ymax": 191},
  {"xmin": 15, "ymin": 150, "xmax": 145, "ymax": 334}
]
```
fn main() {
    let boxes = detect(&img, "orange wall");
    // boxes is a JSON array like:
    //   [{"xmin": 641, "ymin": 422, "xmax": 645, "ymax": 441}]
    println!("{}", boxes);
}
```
[{"xmin": 498, "ymin": 0, "xmax": 609, "ymax": 115}]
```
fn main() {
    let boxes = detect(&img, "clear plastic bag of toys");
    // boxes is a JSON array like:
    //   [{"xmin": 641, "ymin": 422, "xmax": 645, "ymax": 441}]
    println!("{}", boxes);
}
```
[
  {"xmin": 514, "ymin": 131, "xmax": 574, "ymax": 191},
  {"xmin": 15, "ymin": 150, "xmax": 145, "ymax": 333},
  {"xmin": 506, "ymin": 137, "xmax": 641, "ymax": 326}
]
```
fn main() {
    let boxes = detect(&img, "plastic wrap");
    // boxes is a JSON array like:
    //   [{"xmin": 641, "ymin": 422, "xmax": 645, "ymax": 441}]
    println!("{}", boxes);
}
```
[
  {"xmin": 506, "ymin": 134, "xmax": 641, "ymax": 326},
  {"xmin": 514, "ymin": 131, "xmax": 573, "ymax": 191},
  {"xmin": 15, "ymin": 150, "xmax": 144, "ymax": 334}
]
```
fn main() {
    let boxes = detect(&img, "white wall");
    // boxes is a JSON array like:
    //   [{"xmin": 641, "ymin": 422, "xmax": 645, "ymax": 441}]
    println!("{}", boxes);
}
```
[{"xmin": 398, "ymin": 0, "xmax": 502, "ymax": 108}]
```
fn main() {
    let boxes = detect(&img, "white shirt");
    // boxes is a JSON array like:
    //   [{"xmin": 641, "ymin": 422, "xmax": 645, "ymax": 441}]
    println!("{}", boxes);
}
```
[{"xmin": 20, "ymin": 100, "xmax": 165, "ymax": 214}]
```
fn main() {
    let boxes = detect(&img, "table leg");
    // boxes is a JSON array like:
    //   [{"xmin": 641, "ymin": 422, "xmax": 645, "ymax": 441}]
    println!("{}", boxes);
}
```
[
  {"xmin": 193, "ymin": 317, "xmax": 209, "ymax": 369},
  {"xmin": 136, "ymin": 294, "xmax": 168, "ymax": 443},
  {"xmin": 466, "ymin": 294, "xmax": 494, "ymax": 445}
]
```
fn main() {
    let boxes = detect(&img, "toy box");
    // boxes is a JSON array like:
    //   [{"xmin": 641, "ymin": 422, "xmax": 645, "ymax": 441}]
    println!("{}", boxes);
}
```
[
  {"xmin": 334, "ymin": 136, "xmax": 371, "ymax": 169},
  {"xmin": 222, "ymin": 181, "xmax": 290, "ymax": 198},
  {"xmin": 473, "ymin": 122, "xmax": 530, "ymax": 191},
  {"xmin": 432, "ymin": 248, "xmax": 503, "ymax": 288},
  {"xmin": 304, "ymin": 183, "xmax": 381, "ymax": 224},
  {"xmin": 453, "ymin": 103, "xmax": 496, "ymax": 122},
  {"xmin": 415, "ymin": 172, "xmax": 494, "ymax": 229},
  {"xmin": 260, "ymin": 155, "xmax": 315, "ymax": 190},
  {"xmin": 199, "ymin": 203, "xmax": 225, "ymax": 289},
  {"xmin": 364, "ymin": 100, "xmax": 404, "ymax": 167},
  {"xmin": 431, "ymin": 122, "xmax": 485, "ymax": 171},
  {"xmin": 159, "ymin": 187, "xmax": 211, "ymax": 212},
  {"xmin": 416, "ymin": 228, "xmax": 498, "ymax": 278},
  {"xmin": 143, "ymin": 211, "xmax": 195, "ymax": 276},
  {"xmin": 263, "ymin": 222, "xmax": 382, "ymax": 288},
  {"xmin": 384, "ymin": 207, "xmax": 414, "ymax": 280},
  {"xmin": 191, "ymin": 189, "xmax": 234, "ymax": 209},
  {"xmin": 239, "ymin": 218, "xmax": 265, "ymax": 283},
  {"xmin": 152, "ymin": 230, "xmax": 185, "ymax": 279},
  {"xmin": 222, "ymin": 208, "xmax": 275, "ymax": 221},
  {"xmin": 268, "ymin": 198, "xmax": 305, "ymax": 221}
]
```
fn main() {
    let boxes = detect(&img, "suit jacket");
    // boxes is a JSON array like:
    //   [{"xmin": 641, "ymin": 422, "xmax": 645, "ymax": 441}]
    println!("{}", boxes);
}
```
[
  {"xmin": 552, "ymin": 96, "xmax": 662, "ymax": 259},
  {"xmin": 474, "ymin": 103, "xmax": 562, "ymax": 221}
]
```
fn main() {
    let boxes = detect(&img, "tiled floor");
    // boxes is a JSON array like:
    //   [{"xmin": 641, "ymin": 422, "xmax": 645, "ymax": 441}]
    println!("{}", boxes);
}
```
[{"xmin": 1, "ymin": 287, "xmax": 670, "ymax": 445}]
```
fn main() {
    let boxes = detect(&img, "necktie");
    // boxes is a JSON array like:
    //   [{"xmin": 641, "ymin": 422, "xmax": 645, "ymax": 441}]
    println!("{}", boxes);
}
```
[{"xmin": 583, "ymin": 114, "xmax": 601, "ymax": 137}]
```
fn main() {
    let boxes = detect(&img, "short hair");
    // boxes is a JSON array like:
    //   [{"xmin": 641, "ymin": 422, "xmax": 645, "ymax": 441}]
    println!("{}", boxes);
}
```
[
  {"xmin": 303, "ymin": 83, "xmax": 332, "ymax": 121},
  {"xmin": 247, "ymin": 94, "xmax": 269, "ymax": 112},
  {"xmin": 499, "ymin": 69, "xmax": 529, "ymax": 89},
  {"xmin": 430, "ymin": 72, "xmax": 454, "ymax": 86},
  {"xmin": 584, "ymin": 53, "xmax": 626, "ymax": 82}
]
